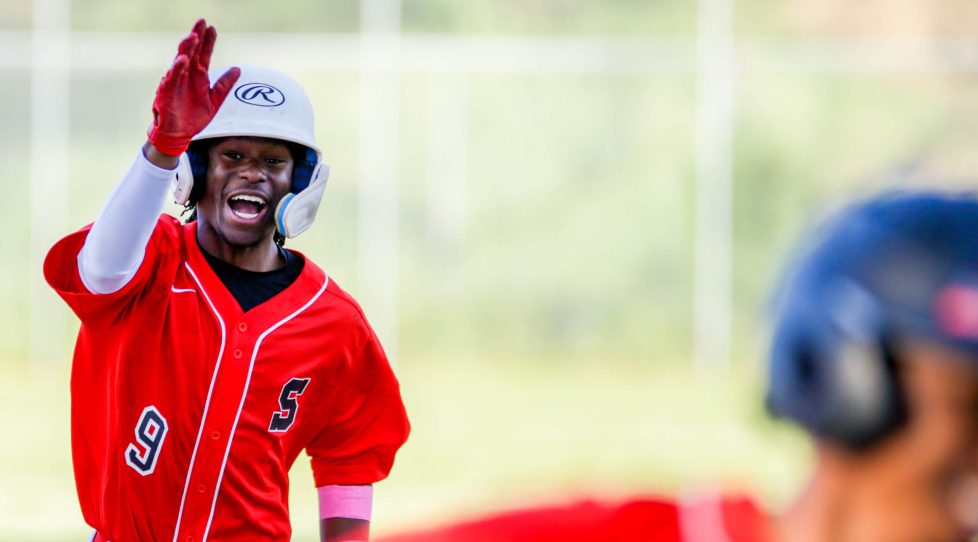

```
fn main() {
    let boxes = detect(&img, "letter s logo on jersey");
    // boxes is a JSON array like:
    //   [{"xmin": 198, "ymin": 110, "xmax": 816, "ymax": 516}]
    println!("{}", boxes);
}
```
[
  {"xmin": 269, "ymin": 377, "xmax": 310, "ymax": 432},
  {"xmin": 234, "ymin": 83, "xmax": 286, "ymax": 107}
]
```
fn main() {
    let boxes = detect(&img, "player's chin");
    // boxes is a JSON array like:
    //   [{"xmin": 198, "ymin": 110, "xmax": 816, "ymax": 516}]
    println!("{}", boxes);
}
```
[
  {"xmin": 219, "ymin": 213, "xmax": 277, "ymax": 247},
  {"xmin": 221, "ymin": 208, "xmax": 275, "ymax": 238}
]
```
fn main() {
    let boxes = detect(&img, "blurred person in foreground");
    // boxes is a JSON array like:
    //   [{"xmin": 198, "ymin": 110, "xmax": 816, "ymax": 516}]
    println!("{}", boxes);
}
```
[{"xmin": 381, "ymin": 191, "xmax": 978, "ymax": 542}]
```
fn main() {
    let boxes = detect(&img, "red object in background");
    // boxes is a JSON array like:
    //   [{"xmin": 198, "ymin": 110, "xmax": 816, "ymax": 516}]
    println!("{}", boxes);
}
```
[{"xmin": 379, "ymin": 494, "xmax": 770, "ymax": 542}]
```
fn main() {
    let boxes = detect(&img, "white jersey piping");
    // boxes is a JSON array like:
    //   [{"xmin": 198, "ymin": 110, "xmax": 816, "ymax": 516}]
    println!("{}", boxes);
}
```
[{"xmin": 171, "ymin": 263, "xmax": 228, "ymax": 542}]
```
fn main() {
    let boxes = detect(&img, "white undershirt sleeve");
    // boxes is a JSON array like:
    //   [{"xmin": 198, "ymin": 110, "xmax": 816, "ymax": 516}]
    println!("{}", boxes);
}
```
[{"xmin": 77, "ymin": 148, "xmax": 176, "ymax": 294}]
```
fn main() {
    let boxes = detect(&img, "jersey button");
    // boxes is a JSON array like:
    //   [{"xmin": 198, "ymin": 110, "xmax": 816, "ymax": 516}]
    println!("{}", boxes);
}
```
[
  {"xmin": 185, "ymin": 536, "xmax": 194, "ymax": 542},
  {"xmin": 233, "ymin": 348, "xmax": 243, "ymax": 359},
  {"xmin": 238, "ymin": 322, "xmax": 248, "ymax": 332},
  {"xmin": 197, "ymin": 483, "xmax": 206, "ymax": 493},
  {"xmin": 210, "ymin": 430, "xmax": 220, "ymax": 440}
]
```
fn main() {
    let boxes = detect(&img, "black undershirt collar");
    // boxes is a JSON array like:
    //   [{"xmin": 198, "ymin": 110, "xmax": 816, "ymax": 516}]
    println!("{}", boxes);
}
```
[{"xmin": 198, "ymin": 241, "xmax": 305, "ymax": 312}]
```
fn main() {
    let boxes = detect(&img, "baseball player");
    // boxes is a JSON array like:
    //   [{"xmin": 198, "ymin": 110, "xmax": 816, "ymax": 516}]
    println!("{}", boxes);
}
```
[
  {"xmin": 44, "ymin": 19, "xmax": 409, "ymax": 542},
  {"xmin": 379, "ymin": 191, "xmax": 978, "ymax": 542}
]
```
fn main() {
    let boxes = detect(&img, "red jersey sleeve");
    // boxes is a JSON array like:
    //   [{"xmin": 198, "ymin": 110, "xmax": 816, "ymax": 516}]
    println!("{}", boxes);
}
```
[
  {"xmin": 44, "ymin": 215, "xmax": 182, "ymax": 328},
  {"xmin": 307, "ymin": 317, "xmax": 410, "ymax": 486}
]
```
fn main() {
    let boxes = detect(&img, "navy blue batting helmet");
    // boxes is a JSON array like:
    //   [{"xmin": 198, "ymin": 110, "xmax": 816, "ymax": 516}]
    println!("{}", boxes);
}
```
[{"xmin": 767, "ymin": 191, "xmax": 978, "ymax": 448}]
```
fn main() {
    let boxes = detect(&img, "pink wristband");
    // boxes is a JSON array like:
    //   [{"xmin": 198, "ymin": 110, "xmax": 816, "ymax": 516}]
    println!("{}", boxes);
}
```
[{"xmin": 318, "ymin": 484, "xmax": 373, "ymax": 521}]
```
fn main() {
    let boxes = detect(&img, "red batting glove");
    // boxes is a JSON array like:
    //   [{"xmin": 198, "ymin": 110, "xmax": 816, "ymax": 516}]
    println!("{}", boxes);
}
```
[{"xmin": 147, "ymin": 19, "xmax": 240, "ymax": 156}]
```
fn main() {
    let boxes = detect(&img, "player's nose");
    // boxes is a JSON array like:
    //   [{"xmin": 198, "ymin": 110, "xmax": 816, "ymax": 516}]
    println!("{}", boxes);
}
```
[{"xmin": 236, "ymin": 158, "xmax": 267, "ymax": 183}]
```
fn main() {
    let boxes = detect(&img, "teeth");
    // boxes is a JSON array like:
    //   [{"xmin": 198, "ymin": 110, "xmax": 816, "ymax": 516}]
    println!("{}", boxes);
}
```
[
  {"xmin": 230, "ymin": 194, "xmax": 266, "ymax": 205},
  {"xmin": 228, "ymin": 193, "xmax": 266, "ymax": 220}
]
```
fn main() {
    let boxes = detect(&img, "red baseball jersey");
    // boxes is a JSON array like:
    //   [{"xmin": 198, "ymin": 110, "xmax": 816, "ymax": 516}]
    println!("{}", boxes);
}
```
[
  {"xmin": 45, "ymin": 215, "xmax": 410, "ymax": 542},
  {"xmin": 378, "ymin": 494, "xmax": 770, "ymax": 542}
]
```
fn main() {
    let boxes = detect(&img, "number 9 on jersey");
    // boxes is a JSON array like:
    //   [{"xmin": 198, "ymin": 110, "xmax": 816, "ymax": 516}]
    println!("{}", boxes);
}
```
[{"xmin": 125, "ymin": 406, "xmax": 168, "ymax": 476}]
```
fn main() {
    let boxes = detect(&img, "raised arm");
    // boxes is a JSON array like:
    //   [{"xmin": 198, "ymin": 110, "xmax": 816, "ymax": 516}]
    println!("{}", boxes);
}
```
[{"xmin": 77, "ymin": 18, "xmax": 238, "ymax": 294}]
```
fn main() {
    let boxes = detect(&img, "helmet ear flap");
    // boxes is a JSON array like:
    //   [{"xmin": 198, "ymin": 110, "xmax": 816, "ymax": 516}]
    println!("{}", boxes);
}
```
[
  {"xmin": 174, "ymin": 153, "xmax": 194, "ymax": 206},
  {"xmin": 276, "ymin": 163, "xmax": 330, "ymax": 238},
  {"xmin": 767, "ymin": 280, "xmax": 906, "ymax": 450},
  {"xmin": 173, "ymin": 146, "xmax": 209, "ymax": 207}
]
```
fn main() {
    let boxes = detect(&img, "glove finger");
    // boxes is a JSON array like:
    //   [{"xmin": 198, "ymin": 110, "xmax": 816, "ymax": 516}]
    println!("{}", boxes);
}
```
[
  {"xmin": 189, "ymin": 19, "xmax": 208, "ymax": 66},
  {"xmin": 175, "ymin": 31, "xmax": 198, "ymax": 62},
  {"xmin": 210, "ymin": 66, "xmax": 241, "ymax": 109},
  {"xmin": 159, "ymin": 54, "xmax": 189, "ymax": 92},
  {"xmin": 198, "ymin": 25, "xmax": 217, "ymax": 72},
  {"xmin": 191, "ymin": 18, "xmax": 207, "ymax": 41},
  {"xmin": 174, "ymin": 20, "xmax": 205, "ymax": 62}
]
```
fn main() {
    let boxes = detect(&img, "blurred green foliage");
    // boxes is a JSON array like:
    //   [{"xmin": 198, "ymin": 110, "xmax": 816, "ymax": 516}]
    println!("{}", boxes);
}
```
[
  {"xmin": 731, "ymin": 72, "xmax": 954, "ymax": 356},
  {"xmin": 1, "ymin": 68, "xmax": 965, "ymax": 366},
  {"xmin": 70, "ymin": 0, "xmax": 362, "ymax": 33},
  {"xmin": 60, "ymin": 0, "xmax": 693, "ymax": 34},
  {"xmin": 0, "ymin": 73, "xmax": 31, "ymax": 363},
  {"xmin": 398, "ymin": 72, "xmax": 697, "ymax": 363},
  {"xmin": 2, "ymin": 1, "xmax": 973, "ymax": 370}
]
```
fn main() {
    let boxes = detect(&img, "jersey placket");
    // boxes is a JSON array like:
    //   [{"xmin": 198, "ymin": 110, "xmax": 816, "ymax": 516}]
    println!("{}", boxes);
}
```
[
  {"xmin": 173, "ymin": 226, "xmax": 329, "ymax": 541},
  {"xmin": 173, "ymin": 276, "xmax": 258, "ymax": 542}
]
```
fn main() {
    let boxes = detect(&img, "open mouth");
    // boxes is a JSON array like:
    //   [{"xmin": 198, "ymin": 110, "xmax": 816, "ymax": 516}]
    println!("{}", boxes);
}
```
[{"xmin": 227, "ymin": 194, "xmax": 268, "ymax": 220}]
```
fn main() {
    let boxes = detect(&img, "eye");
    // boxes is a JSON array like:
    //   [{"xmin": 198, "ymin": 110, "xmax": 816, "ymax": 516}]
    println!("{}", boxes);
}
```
[
  {"xmin": 265, "ymin": 156, "xmax": 291, "ymax": 167},
  {"xmin": 223, "ymin": 151, "xmax": 243, "ymax": 161}
]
